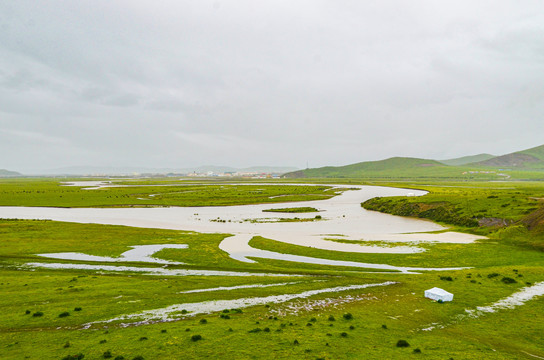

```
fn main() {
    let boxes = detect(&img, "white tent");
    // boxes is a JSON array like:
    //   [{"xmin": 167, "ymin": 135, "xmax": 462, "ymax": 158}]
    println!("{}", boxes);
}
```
[{"xmin": 424, "ymin": 287, "xmax": 454, "ymax": 302}]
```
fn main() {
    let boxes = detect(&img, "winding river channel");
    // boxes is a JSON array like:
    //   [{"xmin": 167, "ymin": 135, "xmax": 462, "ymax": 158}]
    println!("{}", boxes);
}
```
[{"xmin": 0, "ymin": 184, "xmax": 484, "ymax": 273}]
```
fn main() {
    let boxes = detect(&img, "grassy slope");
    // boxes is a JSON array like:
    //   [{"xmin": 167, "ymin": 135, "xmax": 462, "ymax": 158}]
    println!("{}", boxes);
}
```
[{"xmin": 439, "ymin": 153, "xmax": 495, "ymax": 166}]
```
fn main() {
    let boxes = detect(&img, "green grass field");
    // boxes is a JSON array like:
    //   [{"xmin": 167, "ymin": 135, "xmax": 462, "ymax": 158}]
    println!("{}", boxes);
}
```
[{"xmin": 0, "ymin": 178, "xmax": 543, "ymax": 359}]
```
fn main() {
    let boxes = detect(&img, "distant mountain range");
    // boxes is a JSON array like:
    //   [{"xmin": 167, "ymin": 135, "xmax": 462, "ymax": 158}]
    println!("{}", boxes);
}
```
[
  {"xmin": 284, "ymin": 144, "xmax": 544, "ymax": 179},
  {"xmin": 0, "ymin": 169, "xmax": 22, "ymax": 177}
]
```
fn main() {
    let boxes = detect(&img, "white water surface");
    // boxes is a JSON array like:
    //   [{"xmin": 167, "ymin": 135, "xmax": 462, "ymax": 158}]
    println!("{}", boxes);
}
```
[
  {"xmin": 0, "ymin": 184, "xmax": 484, "ymax": 271},
  {"xmin": 25, "ymin": 262, "xmax": 301, "ymax": 277},
  {"xmin": 90, "ymin": 281, "xmax": 397, "ymax": 325},
  {"xmin": 39, "ymin": 244, "xmax": 188, "ymax": 264}
]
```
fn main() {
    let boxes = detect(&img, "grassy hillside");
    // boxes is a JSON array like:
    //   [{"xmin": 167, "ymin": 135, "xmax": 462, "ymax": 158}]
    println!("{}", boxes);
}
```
[
  {"xmin": 285, "ymin": 157, "xmax": 452, "ymax": 178},
  {"xmin": 439, "ymin": 154, "xmax": 495, "ymax": 166},
  {"xmin": 472, "ymin": 144, "xmax": 544, "ymax": 170}
]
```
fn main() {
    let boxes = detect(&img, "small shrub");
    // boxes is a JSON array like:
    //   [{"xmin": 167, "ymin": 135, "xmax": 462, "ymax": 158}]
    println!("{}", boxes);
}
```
[
  {"xmin": 99, "ymin": 339, "xmax": 107, "ymax": 344},
  {"xmin": 132, "ymin": 357, "xmax": 144, "ymax": 360},
  {"xmin": 228, "ymin": 328, "xmax": 233, "ymax": 332},
  {"xmin": 264, "ymin": 327, "xmax": 270, "ymax": 332},
  {"xmin": 488, "ymin": 273, "xmax": 500, "ymax": 278},
  {"xmin": 191, "ymin": 335, "xmax": 202, "ymax": 342},
  {"xmin": 113, "ymin": 357, "xmax": 125, "ymax": 360},
  {"xmin": 315, "ymin": 215, "xmax": 322, "ymax": 219},
  {"xmin": 59, "ymin": 312, "xmax": 70, "ymax": 318},
  {"xmin": 138, "ymin": 337, "xmax": 147, "ymax": 341},
  {"xmin": 74, "ymin": 307, "xmax": 82, "ymax": 312},
  {"xmin": 396, "ymin": 340, "xmax": 410, "ymax": 348},
  {"xmin": 382, "ymin": 324, "xmax": 387, "ymax": 329},
  {"xmin": 340, "ymin": 332, "xmax": 348, "ymax": 337},
  {"xmin": 440, "ymin": 276, "xmax": 453, "ymax": 281},
  {"xmin": 62, "ymin": 354, "xmax": 84, "ymax": 360},
  {"xmin": 181, "ymin": 309, "xmax": 188, "ymax": 314},
  {"xmin": 220, "ymin": 314, "xmax": 231, "ymax": 319},
  {"xmin": 501, "ymin": 277, "xmax": 517, "ymax": 284},
  {"xmin": 185, "ymin": 328, "xmax": 191, "ymax": 332},
  {"xmin": 310, "ymin": 317, "xmax": 317, "ymax": 322},
  {"xmin": 161, "ymin": 329, "xmax": 167, "ymax": 333},
  {"xmin": 328, "ymin": 315, "xmax": 335, "ymax": 321},
  {"xmin": 306, "ymin": 323, "xmax": 313, "ymax": 327},
  {"xmin": 32, "ymin": 311, "xmax": 44, "ymax": 317},
  {"xmin": 199, "ymin": 319, "xmax": 207, "ymax": 324},
  {"xmin": 222, "ymin": 309, "xmax": 230, "ymax": 313},
  {"xmin": 342, "ymin": 313, "xmax": 353, "ymax": 320},
  {"xmin": 248, "ymin": 328, "xmax": 262, "ymax": 333},
  {"xmin": 349, "ymin": 325, "xmax": 355, "ymax": 330},
  {"xmin": 293, "ymin": 339, "xmax": 299, "ymax": 345},
  {"xmin": 103, "ymin": 351, "xmax": 112, "ymax": 359},
  {"xmin": 413, "ymin": 348, "xmax": 421, "ymax": 353},
  {"xmin": 63, "ymin": 341, "xmax": 70, "ymax": 348},
  {"xmin": 25, "ymin": 310, "xmax": 31, "ymax": 315}
]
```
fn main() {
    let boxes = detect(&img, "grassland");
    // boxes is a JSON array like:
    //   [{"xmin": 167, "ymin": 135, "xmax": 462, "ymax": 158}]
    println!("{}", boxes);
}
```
[
  {"xmin": 1, "ymin": 178, "xmax": 543, "ymax": 359},
  {"xmin": 0, "ymin": 179, "xmax": 335, "ymax": 207}
]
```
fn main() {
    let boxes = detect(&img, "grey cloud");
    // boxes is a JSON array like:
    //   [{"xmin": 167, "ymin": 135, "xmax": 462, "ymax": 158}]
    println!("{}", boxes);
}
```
[{"xmin": 1, "ymin": 1, "xmax": 544, "ymax": 172}]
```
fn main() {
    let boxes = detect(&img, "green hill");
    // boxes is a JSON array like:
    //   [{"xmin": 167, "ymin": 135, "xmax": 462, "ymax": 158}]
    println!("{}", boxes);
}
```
[
  {"xmin": 472, "ymin": 144, "xmax": 544, "ymax": 170},
  {"xmin": 439, "ymin": 153, "xmax": 495, "ymax": 166},
  {"xmin": 0, "ymin": 169, "xmax": 22, "ymax": 177},
  {"xmin": 284, "ymin": 157, "xmax": 460, "ymax": 179}
]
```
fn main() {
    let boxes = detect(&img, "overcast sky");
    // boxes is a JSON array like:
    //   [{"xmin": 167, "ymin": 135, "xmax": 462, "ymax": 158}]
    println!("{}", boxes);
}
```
[{"xmin": 1, "ymin": 1, "xmax": 543, "ymax": 172}]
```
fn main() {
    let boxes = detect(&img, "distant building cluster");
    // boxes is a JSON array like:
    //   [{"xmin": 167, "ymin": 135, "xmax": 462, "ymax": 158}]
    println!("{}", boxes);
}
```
[{"xmin": 186, "ymin": 171, "xmax": 281, "ymax": 179}]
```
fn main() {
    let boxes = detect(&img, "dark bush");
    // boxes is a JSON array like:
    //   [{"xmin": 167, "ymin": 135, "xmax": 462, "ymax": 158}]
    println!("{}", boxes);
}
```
[
  {"xmin": 263, "ymin": 327, "xmax": 270, "ymax": 332},
  {"xmin": 340, "ymin": 332, "xmax": 348, "ymax": 337},
  {"xmin": 138, "ymin": 337, "xmax": 147, "ymax": 341},
  {"xmin": 99, "ymin": 340, "xmax": 107, "ymax": 344},
  {"xmin": 62, "ymin": 354, "xmax": 84, "ymax": 360},
  {"xmin": 191, "ymin": 335, "xmax": 202, "ymax": 342},
  {"xmin": 33, "ymin": 311, "xmax": 44, "ymax": 317},
  {"xmin": 220, "ymin": 314, "xmax": 230, "ymax": 319},
  {"xmin": 382, "ymin": 324, "xmax": 387, "ymax": 329},
  {"xmin": 342, "ymin": 313, "xmax": 353, "ymax": 320},
  {"xmin": 132, "ymin": 357, "xmax": 144, "ymax": 360},
  {"xmin": 440, "ymin": 276, "xmax": 453, "ymax": 281},
  {"xmin": 181, "ymin": 309, "xmax": 188, "ymax": 314},
  {"xmin": 328, "ymin": 315, "xmax": 335, "ymax": 321},
  {"xmin": 396, "ymin": 340, "xmax": 410, "ymax": 348},
  {"xmin": 63, "ymin": 341, "xmax": 70, "ymax": 348},
  {"xmin": 199, "ymin": 319, "xmax": 207, "ymax": 324},
  {"xmin": 306, "ymin": 323, "xmax": 313, "ymax": 327},
  {"xmin": 501, "ymin": 277, "xmax": 517, "ymax": 284},
  {"xmin": 310, "ymin": 317, "xmax": 317, "ymax": 322},
  {"xmin": 488, "ymin": 273, "xmax": 500, "ymax": 278},
  {"xmin": 74, "ymin": 307, "xmax": 82, "ymax": 312},
  {"xmin": 248, "ymin": 328, "xmax": 262, "ymax": 333},
  {"xmin": 413, "ymin": 348, "xmax": 421, "ymax": 353},
  {"xmin": 59, "ymin": 312, "xmax": 70, "ymax": 318},
  {"xmin": 222, "ymin": 309, "xmax": 230, "ymax": 313},
  {"xmin": 161, "ymin": 329, "xmax": 167, "ymax": 333},
  {"xmin": 103, "ymin": 351, "xmax": 112, "ymax": 359},
  {"xmin": 349, "ymin": 325, "xmax": 355, "ymax": 330},
  {"xmin": 25, "ymin": 310, "xmax": 31, "ymax": 315},
  {"xmin": 293, "ymin": 339, "xmax": 299, "ymax": 345}
]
